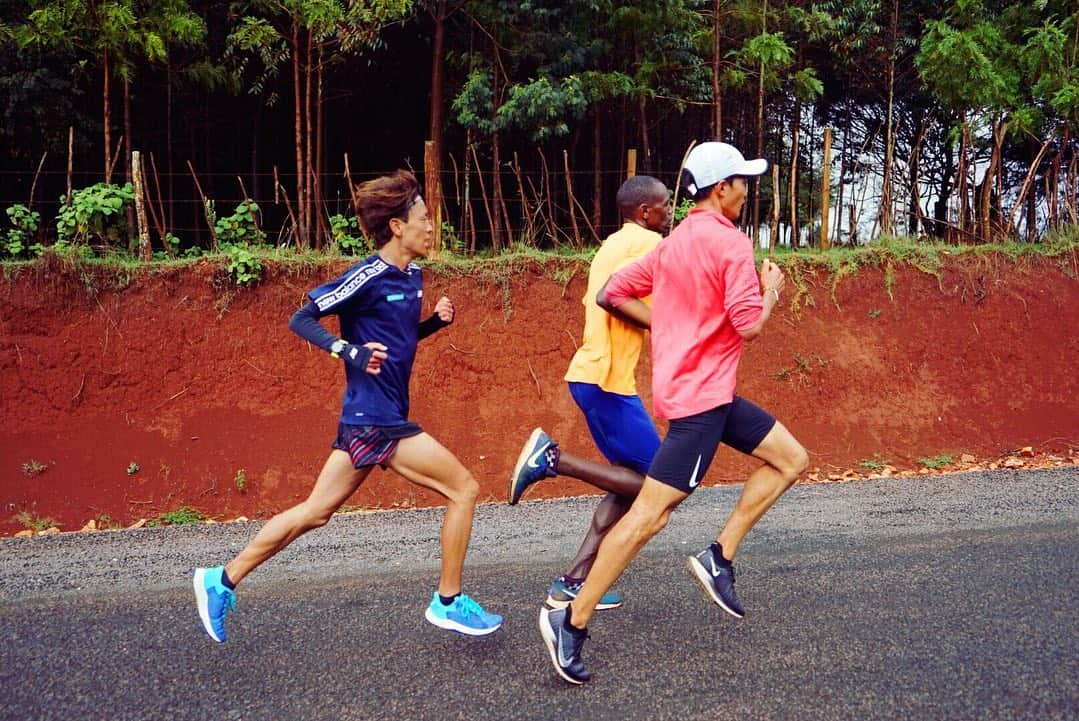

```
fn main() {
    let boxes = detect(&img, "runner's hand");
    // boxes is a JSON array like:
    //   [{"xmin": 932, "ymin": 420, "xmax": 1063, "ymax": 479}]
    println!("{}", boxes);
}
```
[
  {"xmin": 334, "ymin": 341, "xmax": 388, "ymax": 375},
  {"xmin": 433, "ymin": 296, "xmax": 455, "ymax": 323},
  {"xmin": 759, "ymin": 259, "xmax": 785, "ymax": 295}
]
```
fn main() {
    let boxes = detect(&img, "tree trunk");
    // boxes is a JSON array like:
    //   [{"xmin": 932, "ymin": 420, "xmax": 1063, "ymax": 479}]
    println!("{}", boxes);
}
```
[
  {"xmin": 907, "ymin": 117, "xmax": 927, "ymax": 236},
  {"xmin": 592, "ymin": 111, "xmax": 602, "ymax": 236},
  {"xmin": 305, "ymin": 29, "xmax": 317, "ymax": 248},
  {"xmin": 834, "ymin": 104, "xmax": 849, "ymax": 246},
  {"xmin": 820, "ymin": 127, "xmax": 831, "ymax": 251},
  {"xmin": 637, "ymin": 94, "xmax": 650, "ymax": 172},
  {"xmin": 124, "ymin": 76, "xmax": 135, "ymax": 237},
  {"xmin": 292, "ymin": 22, "xmax": 307, "ymax": 248},
  {"xmin": 712, "ymin": 0, "xmax": 722, "ymax": 138},
  {"xmin": 492, "ymin": 132, "xmax": 508, "ymax": 250},
  {"xmin": 789, "ymin": 100, "xmax": 801, "ymax": 247},
  {"xmin": 124, "ymin": 77, "xmax": 132, "ymax": 185},
  {"xmin": 978, "ymin": 118, "xmax": 1007, "ymax": 242},
  {"xmin": 880, "ymin": 0, "xmax": 897, "ymax": 237},
  {"xmin": 166, "ymin": 62, "xmax": 174, "ymax": 230},
  {"xmin": 428, "ymin": 0, "xmax": 447, "ymax": 162},
  {"xmin": 932, "ymin": 133, "xmax": 954, "ymax": 240},
  {"xmin": 103, "ymin": 50, "xmax": 112, "ymax": 183},
  {"xmin": 316, "ymin": 44, "xmax": 325, "ymax": 240},
  {"xmin": 752, "ymin": 0, "xmax": 767, "ymax": 241}
]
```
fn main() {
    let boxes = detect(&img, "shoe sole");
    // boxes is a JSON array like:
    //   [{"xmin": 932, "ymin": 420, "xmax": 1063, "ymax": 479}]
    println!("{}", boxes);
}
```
[
  {"xmin": 686, "ymin": 556, "xmax": 744, "ymax": 619},
  {"xmin": 424, "ymin": 607, "xmax": 502, "ymax": 636},
  {"xmin": 508, "ymin": 427, "xmax": 545, "ymax": 505},
  {"xmin": 192, "ymin": 568, "xmax": 226, "ymax": 643},
  {"xmin": 545, "ymin": 594, "xmax": 623, "ymax": 611},
  {"xmin": 538, "ymin": 608, "xmax": 587, "ymax": 685}
]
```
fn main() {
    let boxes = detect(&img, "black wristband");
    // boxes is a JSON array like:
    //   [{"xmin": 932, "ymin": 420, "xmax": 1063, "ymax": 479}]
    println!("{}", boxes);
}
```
[{"xmin": 418, "ymin": 313, "xmax": 451, "ymax": 340}]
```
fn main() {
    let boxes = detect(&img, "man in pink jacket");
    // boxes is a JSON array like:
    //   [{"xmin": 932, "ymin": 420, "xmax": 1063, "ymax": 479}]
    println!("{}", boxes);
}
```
[{"xmin": 539, "ymin": 142, "xmax": 809, "ymax": 684}]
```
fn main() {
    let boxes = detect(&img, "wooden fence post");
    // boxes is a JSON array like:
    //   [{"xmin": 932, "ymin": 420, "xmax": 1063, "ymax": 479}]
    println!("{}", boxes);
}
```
[
  {"xmin": 131, "ymin": 151, "xmax": 152, "ymax": 260},
  {"xmin": 820, "ymin": 128, "xmax": 832, "ymax": 251},
  {"xmin": 424, "ymin": 140, "xmax": 442, "ymax": 258}
]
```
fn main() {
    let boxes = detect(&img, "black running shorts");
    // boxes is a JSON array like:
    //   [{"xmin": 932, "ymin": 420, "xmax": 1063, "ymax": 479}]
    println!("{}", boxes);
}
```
[{"xmin": 648, "ymin": 397, "xmax": 776, "ymax": 493}]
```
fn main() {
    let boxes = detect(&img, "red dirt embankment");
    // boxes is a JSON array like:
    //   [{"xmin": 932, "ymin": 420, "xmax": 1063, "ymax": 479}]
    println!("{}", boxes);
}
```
[{"xmin": 1, "ymin": 253, "xmax": 1077, "ymax": 535}]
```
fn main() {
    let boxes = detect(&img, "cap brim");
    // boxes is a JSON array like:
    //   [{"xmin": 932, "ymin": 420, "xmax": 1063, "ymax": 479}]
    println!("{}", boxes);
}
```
[{"xmin": 736, "ymin": 158, "xmax": 769, "ymax": 177}]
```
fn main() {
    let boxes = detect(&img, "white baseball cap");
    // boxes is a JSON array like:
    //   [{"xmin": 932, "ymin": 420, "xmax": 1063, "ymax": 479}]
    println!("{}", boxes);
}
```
[{"xmin": 682, "ymin": 142, "xmax": 769, "ymax": 196}]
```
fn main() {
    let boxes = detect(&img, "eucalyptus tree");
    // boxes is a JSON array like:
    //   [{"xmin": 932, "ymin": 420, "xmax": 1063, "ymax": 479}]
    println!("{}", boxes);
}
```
[
  {"xmin": 15, "ymin": 0, "xmax": 204, "ymax": 184},
  {"xmin": 914, "ymin": 0, "xmax": 1073, "ymax": 241},
  {"xmin": 226, "ymin": 0, "xmax": 412, "ymax": 248}
]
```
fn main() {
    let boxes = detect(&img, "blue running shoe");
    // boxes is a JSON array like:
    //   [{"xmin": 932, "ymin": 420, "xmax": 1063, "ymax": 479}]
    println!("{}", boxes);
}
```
[
  {"xmin": 508, "ymin": 428, "xmax": 558, "ymax": 505},
  {"xmin": 687, "ymin": 547, "xmax": 745, "ymax": 618},
  {"xmin": 539, "ymin": 607, "xmax": 591, "ymax": 684},
  {"xmin": 424, "ymin": 592, "xmax": 503, "ymax": 636},
  {"xmin": 545, "ymin": 576, "xmax": 624, "ymax": 611},
  {"xmin": 193, "ymin": 566, "xmax": 236, "ymax": 643}
]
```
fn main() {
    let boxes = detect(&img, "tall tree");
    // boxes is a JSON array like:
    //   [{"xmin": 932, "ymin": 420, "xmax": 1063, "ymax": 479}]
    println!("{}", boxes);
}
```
[
  {"xmin": 227, "ymin": 0, "xmax": 412, "ymax": 248},
  {"xmin": 16, "ymin": 0, "xmax": 204, "ymax": 184}
]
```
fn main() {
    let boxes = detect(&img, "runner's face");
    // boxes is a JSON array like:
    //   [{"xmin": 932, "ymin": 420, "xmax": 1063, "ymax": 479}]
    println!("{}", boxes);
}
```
[
  {"xmin": 398, "ymin": 199, "xmax": 433, "ymax": 257},
  {"xmin": 641, "ymin": 187, "xmax": 673, "ymax": 233},
  {"xmin": 717, "ymin": 177, "xmax": 749, "ymax": 220}
]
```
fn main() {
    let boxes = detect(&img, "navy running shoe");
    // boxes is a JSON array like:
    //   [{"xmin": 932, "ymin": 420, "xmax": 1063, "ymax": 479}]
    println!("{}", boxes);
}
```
[
  {"xmin": 687, "ymin": 547, "xmax": 745, "ymax": 618},
  {"xmin": 508, "ymin": 428, "xmax": 558, "ymax": 505},
  {"xmin": 193, "ymin": 566, "xmax": 236, "ymax": 642},
  {"xmin": 424, "ymin": 592, "xmax": 503, "ymax": 636},
  {"xmin": 539, "ymin": 607, "xmax": 591, "ymax": 684},
  {"xmin": 545, "ymin": 576, "xmax": 624, "ymax": 611}
]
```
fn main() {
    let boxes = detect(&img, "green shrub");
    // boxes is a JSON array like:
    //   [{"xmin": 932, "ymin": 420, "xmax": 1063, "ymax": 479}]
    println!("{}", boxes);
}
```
[
  {"xmin": 148, "ymin": 506, "xmax": 207, "ymax": 527},
  {"xmin": 214, "ymin": 200, "xmax": 265, "ymax": 245},
  {"xmin": 672, "ymin": 197, "xmax": 694, "ymax": 225},
  {"xmin": 329, "ymin": 214, "xmax": 368, "ymax": 255},
  {"xmin": 222, "ymin": 243, "xmax": 263, "ymax": 285},
  {"xmin": 4, "ymin": 204, "xmax": 43, "ymax": 258},
  {"xmin": 442, "ymin": 221, "xmax": 464, "ymax": 253},
  {"xmin": 918, "ymin": 454, "xmax": 955, "ymax": 470},
  {"xmin": 56, "ymin": 183, "xmax": 135, "ymax": 248}
]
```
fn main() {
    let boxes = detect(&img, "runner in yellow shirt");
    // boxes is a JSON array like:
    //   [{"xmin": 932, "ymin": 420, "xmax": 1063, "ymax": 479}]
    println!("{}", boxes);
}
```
[{"xmin": 509, "ymin": 175, "xmax": 670, "ymax": 610}]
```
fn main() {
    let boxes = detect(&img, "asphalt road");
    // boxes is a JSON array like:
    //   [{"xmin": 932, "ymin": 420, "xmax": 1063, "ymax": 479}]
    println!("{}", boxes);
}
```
[{"xmin": 1, "ymin": 467, "xmax": 1076, "ymax": 721}]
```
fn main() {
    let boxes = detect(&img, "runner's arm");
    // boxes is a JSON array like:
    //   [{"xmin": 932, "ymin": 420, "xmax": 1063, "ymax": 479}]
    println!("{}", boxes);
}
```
[
  {"xmin": 733, "ymin": 259, "xmax": 784, "ymax": 341},
  {"xmin": 597, "ymin": 278, "xmax": 651, "ymax": 329},
  {"xmin": 596, "ymin": 253, "xmax": 655, "ymax": 329},
  {"xmin": 289, "ymin": 301, "xmax": 386, "ymax": 372},
  {"xmin": 418, "ymin": 295, "xmax": 454, "ymax": 340}
]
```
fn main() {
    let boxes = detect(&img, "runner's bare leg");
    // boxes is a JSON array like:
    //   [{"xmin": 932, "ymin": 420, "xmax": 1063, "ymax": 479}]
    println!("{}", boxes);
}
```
[
  {"xmin": 388, "ymin": 432, "xmax": 479, "ymax": 597},
  {"xmin": 715, "ymin": 421, "xmax": 808, "ymax": 559},
  {"xmin": 568, "ymin": 477, "xmax": 688, "ymax": 628},
  {"xmin": 225, "ymin": 451, "xmax": 370, "ymax": 586}
]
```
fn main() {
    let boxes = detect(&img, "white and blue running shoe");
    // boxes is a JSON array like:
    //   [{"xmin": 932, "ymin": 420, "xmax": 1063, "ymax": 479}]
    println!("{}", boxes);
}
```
[
  {"xmin": 193, "ymin": 566, "xmax": 236, "ymax": 643},
  {"xmin": 424, "ymin": 592, "xmax": 503, "ymax": 636}
]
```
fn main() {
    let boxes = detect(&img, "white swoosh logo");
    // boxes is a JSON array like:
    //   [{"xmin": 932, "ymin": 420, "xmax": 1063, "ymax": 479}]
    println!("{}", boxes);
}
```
[
  {"xmin": 709, "ymin": 556, "xmax": 721, "ymax": 577},
  {"xmin": 557, "ymin": 633, "xmax": 575, "ymax": 667},
  {"xmin": 687, "ymin": 454, "xmax": 703, "ymax": 488},
  {"xmin": 526, "ymin": 446, "xmax": 546, "ymax": 469}
]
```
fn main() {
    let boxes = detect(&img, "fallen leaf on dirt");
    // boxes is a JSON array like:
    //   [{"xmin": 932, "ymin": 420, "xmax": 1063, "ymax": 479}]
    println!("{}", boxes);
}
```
[
  {"xmin": 960, "ymin": 453, "xmax": 976, "ymax": 464},
  {"xmin": 80, "ymin": 519, "xmax": 97, "ymax": 532},
  {"xmin": 14, "ymin": 529, "xmax": 33, "ymax": 538},
  {"xmin": 38, "ymin": 527, "xmax": 60, "ymax": 536},
  {"xmin": 1002, "ymin": 457, "xmax": 1025, "ymax": 468},
  {"xmin": 127, "ymin": 518, "xmax": 147, "ymax": 530},
  {"xmin": 1019, "ymin": 446, "xmax": 1035, "ymax": 457}
]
